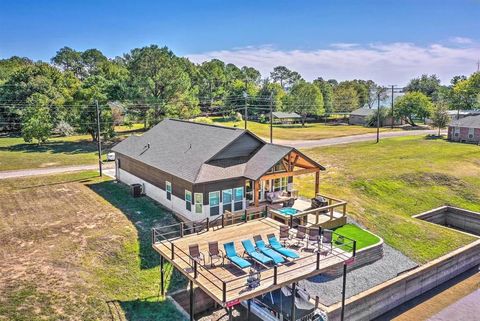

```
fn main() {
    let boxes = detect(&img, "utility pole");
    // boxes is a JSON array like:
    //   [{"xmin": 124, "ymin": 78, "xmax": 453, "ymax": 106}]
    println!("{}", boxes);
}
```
[
  {"xmin": 269, "ymin": 92, "xmax": 273, "ymax": 143},
  {"xmin": 376, "ymin": 93, "xmax": 380, "ymax": 143},
  {"xmin": 243, "ymin": 91, "xmax": 248, "ymax": 130},
  {"xmin": 391, "ymin": 85, "xmax": 395, "ymax": 129},
  {"xmin": 95, "ymin": 100, "xmax": 103, "ymax": 176}
]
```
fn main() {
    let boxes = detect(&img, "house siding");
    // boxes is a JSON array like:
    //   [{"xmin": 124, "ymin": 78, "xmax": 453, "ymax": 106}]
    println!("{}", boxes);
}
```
[{"xmin": 448, "ymin": 126, "xmax": 480, "ymax": 143}]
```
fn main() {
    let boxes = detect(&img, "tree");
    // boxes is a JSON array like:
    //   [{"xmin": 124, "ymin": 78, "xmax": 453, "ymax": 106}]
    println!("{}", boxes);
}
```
[
  {"xmin": 283, "ymin": 82, "xmax": 324, "ymax": 126},
  {"xmin": 394, "ymin": 92, "xmax": 433, "ymax": 126},
  {"xmin": 51, "ymin": 47, "xmax": 84, "ymax": 78},
  {"xmin": 124, "ymin": 45, "xmax": 199, "ymax": 127},
  {"xmin": 451, "ymin": 72, "xmax": 480, "ymax": 111},
  {"xmin": 270, "ymin": 66, "xmax": 303, "ymax": 90},
  {"xmin": 332, "ymin": 84, "xmax": 359, "ymax": 112},
  {"xmin": 313, "ymin": 78, "xmax": 333, "ymax": 113},
  {"xmin": 365, "ymin": 108, "xmax": 388, "ymax": 127},
  {"xmin": 21, "ymin": 94, "xmax": 53, "ymax": 144},
  {"xmin": 431, "ymin": 102, "xmax": 450, "ymax": 136},
  {"xmin": 405, "ymin": 74, "xmax": 441, "ymax": 100}
]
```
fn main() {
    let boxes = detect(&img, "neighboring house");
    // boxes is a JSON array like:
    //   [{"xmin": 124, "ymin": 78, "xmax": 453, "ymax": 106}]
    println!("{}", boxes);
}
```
[
  {"xmin": 112, "ymin": 119, "xmax": 324, "ymax": 222},
  {"xmin": 349, "ymin": 107, "xmax": 404, "ymax": 126},
  {"xmin": 448, "ymin": 115, "xmax": 480, "ymax": 144},
  {"xmin": 270, "ymin": 111, "xmax": 302, "ymax": 124}
]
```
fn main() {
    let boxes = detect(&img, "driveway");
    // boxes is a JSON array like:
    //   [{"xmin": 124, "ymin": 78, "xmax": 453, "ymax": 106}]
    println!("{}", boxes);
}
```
[
  {"xmin": 273, "ymin": 129, "xmax": 443, "ymax": 148},
  {"xmin": 0, "ymin": 163, "xmax": 114, "ymax": 180}
]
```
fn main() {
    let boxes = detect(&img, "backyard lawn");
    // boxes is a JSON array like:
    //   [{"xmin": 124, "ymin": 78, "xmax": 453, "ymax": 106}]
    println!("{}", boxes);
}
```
[
  {"xmin": 296, "ymin": 136, "xmax": 480, "ymax": 263},
  {"xmin": 0, "ymin": 125, "xmax": 144, "ymax": 172},
  {"xmin": 210, "ymin": 117, "xmax": 401, "ymax": 141},
  {"xmin": 333, "ymin": 223, "xmax": 381, "ymax": 251},
  {"xmin": 0, "ymin": 171, "xmax": 185, "ymax": 321}
]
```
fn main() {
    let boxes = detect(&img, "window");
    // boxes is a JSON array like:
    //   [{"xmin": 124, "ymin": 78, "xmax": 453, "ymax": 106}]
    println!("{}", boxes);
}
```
[
  {"xmin": 234, "ymin": 187, "xmax": 244, "ymax": 202},
  {"xmin": 222, "ymin": 189, "xmax": 233, "ymax": 212},
  {"xmin": 274, "ymin": 162, "xmax": 286, "ymax": 172},
  {"xmin": 273, "ymin": 177, "xmax": 288, "ymax": 192},
  {"xmin": 245, "ymin": 180, "xmax": 253, "ymax": 202},
  {"xmin": 166, "ymin": 181, "xmax": 172, "ymax": 200},
  {"xmin": 185, "ymin": 190, "xmax": 192, "ymax": 211},
  {"xmin": 194, "ymin": 193, "xmax": 203, "ymax": 214},
  {"xmin": 209, "ymin": 191, "xmax": 220, "ymax": 216}
]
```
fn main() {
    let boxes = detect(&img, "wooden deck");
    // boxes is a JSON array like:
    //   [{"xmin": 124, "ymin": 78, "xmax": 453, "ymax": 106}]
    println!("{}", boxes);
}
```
[{"xmin": 153, "ymin": 218, "xmax": 352, "ymax": 306}]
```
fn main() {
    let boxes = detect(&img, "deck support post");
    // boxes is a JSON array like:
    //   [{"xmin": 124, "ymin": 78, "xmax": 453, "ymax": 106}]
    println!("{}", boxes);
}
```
[
  {"xmin": 189, "ymin": 280, "xmax": 195, "ymax": 321},
  {"xmin": 180, "ymin": 222, "xmax": 184, "ymax": 238},
  {"xmin": 171, "ymin": 243, "xmax": 175, "ymax": 260},
  {"xmin": 228, "ymin": 306, "xmax": 233, "ymax": 321},
  {"xmin": 353, "ymin": 240, "xmax": 357, "ymax": 257},
  {"xmin": 314, "ymin": 171, "xmax": 320, "ymax": 195},
  {"xmin": 273, "ymin": 266, "xmax": 278, "ymax": 284},
  {"xmin": 247, "ymin": 299, "xmax": 251, "ymax": 320},
  {"xmin": 160, "ymin": 255, "xmax": 165, "ymax": 297},
  {"xmin": 340, "ymin": 263, "xmax": 347, "ymax": 321},
  {"xmin": 222, "ymin": 214, "xmax": 225, "ymax": 228},
  {"xmin": 316, "ymin": 251, "xmax": 320, "ymax": 270},
  {"xmin": 289, "ymin": 215, "xmax": 293, "ymax": 228},
  {"xmin": 291, "ymin": 282, "xmax": 296, "ymax": 321},
  {"xmin": 206, "ymin": 218, "xmax": 210, "ymax": 231}
]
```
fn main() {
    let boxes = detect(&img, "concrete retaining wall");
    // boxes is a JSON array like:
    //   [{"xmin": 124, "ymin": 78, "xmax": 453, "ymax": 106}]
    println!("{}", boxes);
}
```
[
  {"xmin": 413, "ymin": 206, "xmax": 480, "ymax": 236},
  {"xmin": 319, "ymin": 239, "xmax": 480, "ymax": 321},
  {"xmin": 322, "ymin": 240, "xmax": 384, "ymax": 277}
]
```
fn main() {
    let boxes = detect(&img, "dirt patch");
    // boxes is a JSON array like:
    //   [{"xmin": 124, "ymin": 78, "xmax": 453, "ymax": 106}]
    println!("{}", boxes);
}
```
[{"xmin": 398, "ymin": 172, "xmax": 465, "ymax": 188}]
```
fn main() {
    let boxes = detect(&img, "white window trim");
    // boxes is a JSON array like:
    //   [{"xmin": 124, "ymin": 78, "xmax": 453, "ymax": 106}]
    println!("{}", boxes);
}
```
[
  {"xmin": 166, "ymin": 181, "xmax": 172, "ymax": 193},
  {"xmin": 194, "ymin": 193, "xmax": 203, "ymax": 214}
]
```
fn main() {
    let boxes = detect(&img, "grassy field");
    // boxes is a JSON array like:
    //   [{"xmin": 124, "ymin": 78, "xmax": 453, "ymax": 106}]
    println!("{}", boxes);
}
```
[
  {"xmin": 296, "ymin": 136, "xmax": 480, "ymax": 263},
  {"xmin": 333, "ymin": 223, "xmax": 381, "ymax": 251},
  {"xmin": 210, "ymin": 117, "xmax": 401, "ymax": 141},
  {"xmin": 0, "ymin": 125, "xmax": 144, "ymax": 172},
  {"xmin": 0, "ymin": 171, "xmax": 186, "ymax": 321}
]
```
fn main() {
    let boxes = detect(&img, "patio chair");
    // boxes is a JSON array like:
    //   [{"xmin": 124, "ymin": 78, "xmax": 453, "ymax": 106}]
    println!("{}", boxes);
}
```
[
  {"xmin": 279, "ymin": 225, "xmax": 290, "ymax": 246},
  {"xmin": 253, "ymin": 235, "xmax": 285, "ymax": 264},
  {"xmin": 320, "ymin": 229, "xmax": 333, "ymax": 255},
  {"xmin": 241, "ymin": 239, "xmax": 273, "ymax": 266},
  {"xmin": 266, "ymin": 234, "xmax": 300, "ymax": 259},
  {"xmin": 188, "ymin": 244, "xmax": 205, "ymax": 267},
  {"xmin": 223, "ymin": 242, "xmax": 252, "ymax": 269},
  {"xmin": 305, "ymin": 228, "xmax": 321, "ymax": 251},
  {"xmin": 293, "ymin": 225, "xmax": 307, "ymax": 247},
  {"xmin": 208, "ymin": 241, "xmax": 224, "ymax": 267}
]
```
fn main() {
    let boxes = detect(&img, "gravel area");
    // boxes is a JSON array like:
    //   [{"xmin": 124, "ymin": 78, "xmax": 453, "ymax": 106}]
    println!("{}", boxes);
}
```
[{"xmin": 301, "ymin": 244, "xmax": 418, "ymax": 306}]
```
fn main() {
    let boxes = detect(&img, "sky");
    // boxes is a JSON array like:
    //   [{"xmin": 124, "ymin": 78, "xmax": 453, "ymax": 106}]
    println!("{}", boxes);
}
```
[{"xmin": 1, "ymin": 0, "xmax": 479, "ymax": 85}]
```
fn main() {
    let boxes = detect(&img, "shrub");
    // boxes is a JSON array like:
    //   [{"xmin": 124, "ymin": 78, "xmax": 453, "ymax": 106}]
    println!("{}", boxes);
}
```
[{"xmin": 193, "ymin": 117, "xmax": 213, "ymax": 124}]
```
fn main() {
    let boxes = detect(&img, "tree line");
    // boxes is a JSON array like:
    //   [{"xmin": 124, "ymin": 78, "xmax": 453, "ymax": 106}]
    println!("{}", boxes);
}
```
[{"xmin": 0, "ymin": 45, "xmax": 479, "ymax": 143}]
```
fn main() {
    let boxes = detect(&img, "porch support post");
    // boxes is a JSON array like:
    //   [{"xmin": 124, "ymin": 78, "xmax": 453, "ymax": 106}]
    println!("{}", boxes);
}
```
[
  {"xmin": 254, "ymin": 180, "xmax": 260, "ymax": 207},
  {"xmin": 160, "ymin": 255, "xmax": 165, "ymax": 297},
  {"xmin": 247, "ymin": 299, "xmax": 251, "ymax": 320},
  {"xmin": 228, "ymin": 306, "xmax": 233, "ymax": 321},
  {"xmin": 314, "ymin": 171, "xmax": 320, "ymax": 196},
  {"xmin": 291, "ymin": 282, "xmax": 296, "ymax": 321},
  {"xmin": 190, "ymin": 280, "xmax": 195, "ymax": 321}
]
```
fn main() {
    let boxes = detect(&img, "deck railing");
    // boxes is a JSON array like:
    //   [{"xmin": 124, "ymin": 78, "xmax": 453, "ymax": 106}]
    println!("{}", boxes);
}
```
[{"xmin": 152, "ymin": 216, "xmax": 356, "ymax": 305}]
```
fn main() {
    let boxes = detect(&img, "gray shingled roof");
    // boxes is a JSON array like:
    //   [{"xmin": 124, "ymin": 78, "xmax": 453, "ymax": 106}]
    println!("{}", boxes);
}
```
[
  {"xmin": 112, "ymin": 119, "xmax": 245, "ymax": 183},
  {"xmin": 450, "ymin": 115, "xmax": 480, "ymax": 129},
  {"xmin": 244, "ymin": 144, "xmax": 293, "ymax": 179},
  {"xmin": 272, "ymin": 111, "xmax": 301, "ymax": 119},
  {"xmin": 350, "ymin": 108, "xmax": 375, "ymax": 117}
]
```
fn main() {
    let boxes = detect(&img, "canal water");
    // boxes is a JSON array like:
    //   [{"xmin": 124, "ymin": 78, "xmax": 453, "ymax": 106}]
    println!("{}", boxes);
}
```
[{"xmin": 375, "ymin": 267, "xmax": 480, "ymax": 321}]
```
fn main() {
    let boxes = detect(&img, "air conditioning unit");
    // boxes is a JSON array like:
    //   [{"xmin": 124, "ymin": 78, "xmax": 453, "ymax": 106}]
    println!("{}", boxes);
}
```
[{"xmin": 131, "ymin": 183, "xmax": 144, "ymax": 198}]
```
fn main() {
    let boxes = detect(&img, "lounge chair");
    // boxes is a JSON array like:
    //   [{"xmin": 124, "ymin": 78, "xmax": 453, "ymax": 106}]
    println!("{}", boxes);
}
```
[
  {"xmin": 241, "ymin": 239, "xmax": 273, "ymax": 266},
  {"xmin": 279, "ymin": 225, "xmax": 290, "ymax": 246},
  {"xmin": 266, "ymin": 234, "xmax": 300, "ymax": 259},
  {"xmin": 188, "ymin": 244, "xmax": 205, "ymax": 266},
  {"xmin": 208, "ymin": 241, "xmax": 223, "ymax": 267},
  {"xmin": 223, "ymin": 242, "xmax": 251, "ymax": 269},
  {"xmin": 253, "ymin": 235, "xmax": 285, "ymax": 264},
  {"xmin": 306, "ymin": 228, "xmax": 321, "ymax": 251},
  {"xmin": 293, "ymin": 226, "xmax": 307, "ymax": 247}
]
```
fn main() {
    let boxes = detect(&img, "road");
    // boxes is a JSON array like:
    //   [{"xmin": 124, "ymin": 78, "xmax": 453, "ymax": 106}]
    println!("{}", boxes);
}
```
[
  {"xmin": 0, "ymin": 163, "xmax": 114, "ymax": 180},
  {"xmin": 273, "ymin": 129, "xmax": 443, "ymax": 148},
  {"xmin": 0, "ymin": 129, "xmax": 441, "ymax": 179}
]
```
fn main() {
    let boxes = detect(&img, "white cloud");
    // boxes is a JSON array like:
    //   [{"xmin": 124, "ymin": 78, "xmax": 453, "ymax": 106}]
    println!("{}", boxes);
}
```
[
  {"xmin": 187, "ymin": 41, "xmax": 480, "ymax": 85},
  {"xmin": 450, "ymin": 36, "xmax": 474, "ymax": 44}
]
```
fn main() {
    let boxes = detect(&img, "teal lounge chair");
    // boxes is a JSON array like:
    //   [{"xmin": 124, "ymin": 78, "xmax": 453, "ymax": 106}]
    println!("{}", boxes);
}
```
[
  {"xmin": 241, "ymin": 239, "xmax": 273, "ymax": 265},
  {"xmin": 267, "ymin": 234, "xmax": 300, "ymax": 259},
  {"xmin": 253, "ymin": 235, "xmax": 285, "ymax": 264},
  {"xmin": 223, "ymin": 242, "xmax": 251, "ymax": 269}
]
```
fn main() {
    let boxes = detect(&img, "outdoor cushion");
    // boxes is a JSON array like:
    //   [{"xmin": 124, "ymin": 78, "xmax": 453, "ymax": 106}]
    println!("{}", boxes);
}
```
[
  {"xmin": 224, "ymin": 242, "xmax": 251, "ymax": 269},
  {"xmin": 255, "ymin": 240, "xmax": 285, "ymax": 264},
  {"xmin": 241, "ymin": 240, "xmax": 273, "ymax": 265},
  {"xmin": 268, "ymin": 235, "xmax": 300, "ymax": 259}
]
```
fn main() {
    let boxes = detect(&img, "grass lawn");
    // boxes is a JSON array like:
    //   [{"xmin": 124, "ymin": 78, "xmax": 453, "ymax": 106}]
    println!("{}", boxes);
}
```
[
  {"xmin": 0, "ymin": 125, "xmax": 145, "ymax": 172},
  {"xmin": 296, "ymin": 136, "xmax": 480, "ymax": 263},
  {"xmin": 0, "ymin": 171, "xmax": 186, "ymax": 321},
  {"xmin": 333, "ymin": 224, "xmax": 381, "ymax": 251},
  {"xmin": 210, "ymin": 116, "xmax": 401, "ymax": 141}
]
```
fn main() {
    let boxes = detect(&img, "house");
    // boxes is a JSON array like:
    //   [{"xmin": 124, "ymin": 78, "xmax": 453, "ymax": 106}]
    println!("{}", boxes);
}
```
[
  {"xmin": 112, "ymin": 119, "xmax": 325, "ymax": 222},
  {"xmin": 349, "ymin": 107, "xmax": 404, "ymax": 126},
  {"xmin": 270, "ymin": 111, "xmax": 302, "ymax": 124},
  {"xmin": 448, "ymin": 115, "xmax": 480, "ymax": 144}
]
